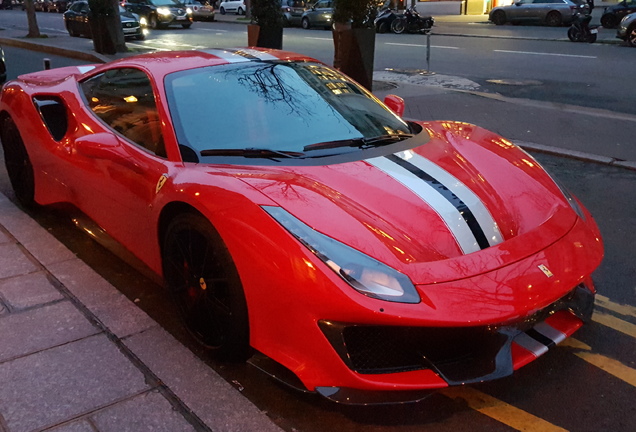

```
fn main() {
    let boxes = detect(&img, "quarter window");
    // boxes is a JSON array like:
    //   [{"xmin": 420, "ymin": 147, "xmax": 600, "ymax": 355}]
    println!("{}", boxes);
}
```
[{"xmin": 80, "ymin": 68, "xmax": 165, "ymax": 157}]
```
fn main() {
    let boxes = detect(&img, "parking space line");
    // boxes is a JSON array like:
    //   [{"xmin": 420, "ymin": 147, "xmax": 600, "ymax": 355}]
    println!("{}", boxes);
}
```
[
  {"xmin": 592, "ymin": 311, "xmax": 636, "ymax": 338},
  {"xmin": 575, "ymin": 352, "xmax": 636, "ymax": 387},
  {"xmin": 385, "ymin": 42, "xmax": 459, "ymax": 49},
  {"xmin": 493, "ymin": 50, "xmax": 596, "ymax": 59},
  {"xmin": 595, "ymin": 295, "xmax": 636, "ymax": 318},
  {"xmin": 440, "ymin": 387, "xmax": 568, "ymax": 432}
]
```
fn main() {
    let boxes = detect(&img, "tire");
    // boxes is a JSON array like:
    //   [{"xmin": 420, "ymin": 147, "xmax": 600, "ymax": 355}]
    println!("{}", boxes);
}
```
[
  {"xmin": 391, "ymin": 17, "xmax": 405, "ymax": 34},
  {"xmin": 149, "ymin": 14, "xmax": 159, "ymax": 30},
  {"xmin": 377, "ymin": 20, "xmax": 388, "ymax": 33},
  {"xmin": 162, "ymin": 213, "xmax": 250, "ymax": 361},
  {"xmin": 67, "ymin": 25, "xmax": 80, "ymax": 37},
  {"xmin": 301, "ymin": 17, "xmax": 310, "ymax": 29},
  {"xmin": 135, "ymin": 33, "xmax": 146, "ymax": 40},
  {"xmin": 237, "ymin": 7, "xmax": 244, "ymax": 15},
  {"xmin": 0, "ymin": 117, "xmax": 35, "ymax": 208},
  {"xmin": 491, "ymin": 10, "xmax": 506, "ymax": 26},
  {"xmin": 220, "ymin": 6, "xmax": 225, "ymax": 15},
  {"xmin": 567, "ymin": 26, "xmax": 579, "ymax": 42},
  {"xmin": 182, "ymin": 23, "xmax": 192, "ymax": 29},
  {"xmin": 628, "ymin": 24, "xmax": 636, "ymax": 47},
  {"xmin": 545, "ymin": 11, "xmax": 562, "ymax": 27},
  {"xmin": 600, "ymin": 14, "xmax": 617, "ymax": 29}
]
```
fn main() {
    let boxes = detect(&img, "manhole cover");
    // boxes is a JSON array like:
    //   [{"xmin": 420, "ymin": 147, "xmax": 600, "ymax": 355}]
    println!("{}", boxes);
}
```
[{"xmin": 486, "ymin": 79, "xmax": 542, "ymax": 86}]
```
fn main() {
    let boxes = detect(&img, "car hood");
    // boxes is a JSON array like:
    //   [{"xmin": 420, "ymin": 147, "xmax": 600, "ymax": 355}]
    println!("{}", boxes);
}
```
[{"xmin": 228, "ymin": 121, "xmax": 579, "ymax": 284}]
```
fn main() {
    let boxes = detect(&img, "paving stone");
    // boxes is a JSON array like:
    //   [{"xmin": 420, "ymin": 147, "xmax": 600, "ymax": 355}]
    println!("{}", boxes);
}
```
[
  {"xmin": 48, "ymin": 258, "xmax": 158, "ymax": 339},
  {"xmin": 0, "ymin": 200, "xmax": 77, "ymax": 266},
  {"xmin": 0, "ymin": 243, "xmax": 37, "ymax": 279},
  {"xmin": 0, "ymin": 301, "xmax": 99, "ymax": 362},
  {"xmin": 0, "ymin": 334, "xmax": 150, "ymax": 432},
  {"xmin": 124, "ymin": 326, "xmax": 282, "ymax": 432},
  {"xmin": 0, "ymin": 271, "xmax": 64, "ymax": 310},
  {"xmin": 91, "ymin": 390, "xmax": 196, "ymax": 432},
  {"xmin": 47, "ymin": 420, "xmax": 96, "ymax": 432}
]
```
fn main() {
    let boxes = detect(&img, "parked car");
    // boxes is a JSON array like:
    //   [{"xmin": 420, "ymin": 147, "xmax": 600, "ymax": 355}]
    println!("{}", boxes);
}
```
[
  {"xmin": 181, "ymin": 0, "xmax": 214, "ymax": 21},
  {"xmin": 489, "ymin": 0, "xmax": 589, "ymax": 27},
  {"xmin": 64, "ymin": 1, "xmax": 145, "ymax": 40},
  {"xmin": 123, "ymin": 0, "xmax": 193, "ymax": 29},
  {"xmin": 301, "ymin": 0, "xmax": 333, "ymax": 29},
  {"xmin": 281, "ymin": 0, "xmax": 308, "ymax": 27},
  {"xmin": 0, "ymin": 47, "xmax": 603, "ymax": 402},
  {"xmin": 601, "ymin": 0, "xmax": 636, "ymax": 28},
  {"xmin": 617, "ymin": 12, "xmax": 636, "ymax": 45},
  {"xmin": 218, "ymin": 0, "xmax": 245, "ymax": 15},
  {"xmin": 33, "ymin": 0, "xmax": 50, "ymax": 12},
  {"xmin": 47, "ymin": 0, "xmax": 68, "ymax": 13}
]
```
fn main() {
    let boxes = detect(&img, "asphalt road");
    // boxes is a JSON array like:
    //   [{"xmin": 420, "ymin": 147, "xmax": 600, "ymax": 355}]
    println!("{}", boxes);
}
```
[{"xmin": 1, "ymin": 16, "xmax": 635, "ymax": 432}]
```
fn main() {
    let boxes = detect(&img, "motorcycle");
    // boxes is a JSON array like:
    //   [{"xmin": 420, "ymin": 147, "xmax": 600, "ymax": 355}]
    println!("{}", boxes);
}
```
[
  {"xmin": 375, "ymin": 6, "xmax": 398, "ymax": 34},
  {"xmin": 390, "ymin": 6, "xmax": 434, "ymax": 35},
  {"xmin": 568, "ymin": 12, "xmax": 599, "ymax": 43}
]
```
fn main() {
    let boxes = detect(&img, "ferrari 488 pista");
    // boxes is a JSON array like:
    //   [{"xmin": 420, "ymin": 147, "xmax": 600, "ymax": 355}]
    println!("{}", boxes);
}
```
[{"xmin": 0, "ymin": 48, "xmax": 603, "ymax": 402}]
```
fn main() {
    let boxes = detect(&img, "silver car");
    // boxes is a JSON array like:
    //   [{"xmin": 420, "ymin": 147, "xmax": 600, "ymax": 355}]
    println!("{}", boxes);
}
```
[
  {"xmin": 489, "ymin": 0, "xmax": 589, "ymax": 27},
  {"xmin": 617, "ymin": 12, "xmax": 636, "ymax": 46},
  {"xmin": 181, "ymin": 0, "xmax": 215, "ymax": 21},
  {"xmin": 301, "ymin": 0, "xmax": 333, "ymax": 30}
]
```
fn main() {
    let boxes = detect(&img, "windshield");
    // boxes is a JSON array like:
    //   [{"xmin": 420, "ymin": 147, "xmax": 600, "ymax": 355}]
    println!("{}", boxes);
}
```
[{"xmin": 164, "ymin": 61, "xmax": 411, "ymax": 158}]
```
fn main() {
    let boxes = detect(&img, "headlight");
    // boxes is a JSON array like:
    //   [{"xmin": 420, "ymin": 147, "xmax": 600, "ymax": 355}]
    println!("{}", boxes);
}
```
[
  {"xmin": 139, "ymin": 16, "xmax": 148, "ymax": 26},
  {"xmin": 157, "ymin": 7, "xmax": 171, "ymax": 15},
  {"xmin": 263, "ymin": 206, "xmax": 420, "ymax": 304},
  {"xmin": 186, "ymin": 7, "xmax": 193, "ymax": 14}
]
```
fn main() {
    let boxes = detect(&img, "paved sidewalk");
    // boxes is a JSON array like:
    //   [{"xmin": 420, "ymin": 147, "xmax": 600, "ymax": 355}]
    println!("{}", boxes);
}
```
[{"xmin": 0, "ymin": 194, "xmax": 283, "ymax": 431}]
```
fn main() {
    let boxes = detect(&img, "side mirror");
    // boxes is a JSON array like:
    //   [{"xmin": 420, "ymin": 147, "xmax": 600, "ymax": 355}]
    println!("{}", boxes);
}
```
[{"xmin": 383, "ymin": 94, "xmax": 405, "ymax": 117}]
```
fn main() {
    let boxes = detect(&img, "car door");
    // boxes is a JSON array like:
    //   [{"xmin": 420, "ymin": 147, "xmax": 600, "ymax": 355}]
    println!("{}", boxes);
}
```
[{"xmin": 73, "ymin": 67, "xmax": 175, "ymax": 262}]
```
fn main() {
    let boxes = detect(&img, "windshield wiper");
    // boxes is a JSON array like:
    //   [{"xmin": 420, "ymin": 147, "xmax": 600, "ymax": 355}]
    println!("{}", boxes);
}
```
[
  {"xmin": 303, "ymin": 134, "xmax": 414, "ymax": 152},
  {"xmin": 200, "ymin": 148, "xmax": 306, "ymax": 160}
]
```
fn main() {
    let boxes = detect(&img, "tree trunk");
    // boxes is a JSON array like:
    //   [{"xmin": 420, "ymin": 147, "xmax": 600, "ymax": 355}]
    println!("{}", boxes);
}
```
[
  {"xmin": 333, "ymin": 24, "xmax": 375, "ymax": 91},
  {"xmin": 88, "ymin": 0, "xmax": 127, "ymax": 54},
  {"xmin": 24, "ymin": 0, "xmax": 41, "ymax": 38}
]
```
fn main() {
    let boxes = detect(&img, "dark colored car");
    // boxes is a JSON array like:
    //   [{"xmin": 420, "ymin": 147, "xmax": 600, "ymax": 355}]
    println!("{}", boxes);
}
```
[
  {"xmin": 64, "ymin": 2, "xmax": 145, "ymax": 40},
  {"xmin": 123, "ymin": 0, "xmax": 193, "ymax": 29},
  {"xmin": 617, "ymin": 12, "xmax": 636, "ymax": 45},
  {"xmin": 300, "ymin": 0, "xmax": 333, "ymax": 29},
  {"xmin": 47, "ymin": 0, "xmax": 69, "ymax": 13},
  {"xmin": 601, "ymin": 0, "xmax": 636, "ymax": 28}
]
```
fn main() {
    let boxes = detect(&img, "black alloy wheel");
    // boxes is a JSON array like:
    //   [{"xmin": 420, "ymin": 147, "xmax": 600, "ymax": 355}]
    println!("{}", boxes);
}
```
[
  {"xmin": 391, "ymin": 17, "xmax": 406, "ymax": 33},
  {"xmin": 163, "ymin": 213, "xmax": 250, "ymax": 361},
  {"xmin": 301, "ymin": 17, "xmax": 310, "ymax": 29},
  {"xmin": 545, "ymin": 11, "xmax": 563, "ymax": 27},
  {"xmin": 491, "ymin": 10, "xmax": 506, "ymax": 25},
  {"xmin": 601, "ymin": 14, "xmax": 618, "ymax": 28},
  {"xmin": 0, "ymin": 117, "xmax": 35, "ymax": 208}
]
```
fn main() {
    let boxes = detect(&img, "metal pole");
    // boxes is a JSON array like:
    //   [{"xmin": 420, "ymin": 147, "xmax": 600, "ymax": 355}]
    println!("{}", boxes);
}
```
[
  {"xmin": 426, "ymin": 32, "xmax": 430, "ymax": 72},
  {"xmin": 43, "ymin": 58, "xmax": 51, "ymax": 70}
]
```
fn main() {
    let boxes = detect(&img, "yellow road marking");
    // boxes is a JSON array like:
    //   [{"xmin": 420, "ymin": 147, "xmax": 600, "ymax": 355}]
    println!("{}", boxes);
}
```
[
  {"xmin": 595, "ymin": 295, "xmax": 636, "ymax": 319},
  {"xmin": 592, "ymin": 312, "xmax": 636, "ymax": 339},
  {"xmin": 440, "ymin": 387, "xmax": 568, "ymax": 432},
  {"xmin": 559, "ymin": 338, "xmax": 591, "ymax": 350},
  {"xmin": 575, "ymin": 352, "xmax": 636, "ymax": 387}
]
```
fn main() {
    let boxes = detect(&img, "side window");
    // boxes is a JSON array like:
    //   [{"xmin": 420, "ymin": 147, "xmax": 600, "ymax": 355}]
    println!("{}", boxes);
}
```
[{"xmin": 80, "ymin": 68, "xmax": 166, "ymax": 158}]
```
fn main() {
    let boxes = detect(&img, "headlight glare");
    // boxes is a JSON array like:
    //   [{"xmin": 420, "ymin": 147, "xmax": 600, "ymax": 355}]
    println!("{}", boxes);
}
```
[
  {"xmin": 157, "ymin": 7, "xmax": 171, "ymax": 15},
  {"xmin": 264, "ymin": 206, "xmax": 420, "ymax": 304}
]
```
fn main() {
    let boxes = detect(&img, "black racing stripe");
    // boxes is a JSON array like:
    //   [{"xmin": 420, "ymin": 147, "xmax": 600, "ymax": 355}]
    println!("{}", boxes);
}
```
[
  {"xmin": 526, "ymin": 329, "xmax": 556, "ymax": 349},
  {"xmin": 385, "ymin": 154, "xmax": 490, "ymax": 250}
]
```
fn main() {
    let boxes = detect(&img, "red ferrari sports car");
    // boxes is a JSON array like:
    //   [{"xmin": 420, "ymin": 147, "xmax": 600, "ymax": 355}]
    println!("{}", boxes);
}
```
[{"xmin": 0, "ymin": 48, "xmax": 603, "ymax": 403}]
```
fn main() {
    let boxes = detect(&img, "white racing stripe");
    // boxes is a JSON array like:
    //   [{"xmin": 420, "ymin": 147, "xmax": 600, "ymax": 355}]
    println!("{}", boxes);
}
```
[
  {"xmin": 201, "ymin": 48, "xmax": 279, "ymax": 63},
  {"xmin": 367, "ymin": 155, "xmax": 482, "ymax": 254},
  {"xmin": 534, "ymin": 322, "xmax": 567, "ymax": 345},
  {"xmin": 394, "ymin": 151, "xmax": 503, "ymax": 247},
  {"xmin": 514, "ymin": 332, "xmax": 549, "ymax": 358}
]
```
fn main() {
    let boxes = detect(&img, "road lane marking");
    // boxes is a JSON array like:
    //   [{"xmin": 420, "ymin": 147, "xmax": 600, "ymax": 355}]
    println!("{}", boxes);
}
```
[
  {"xmin": 304, "ymin": 37, "xmax": 332, "ymax": 41},
  {"xmin": 574, "ymin": 352, "xmax": 636, "ymax": 387},
  {"xmin": 198, "ymin": 28, "xmax": 229, "ymax": 32},
  {"xmin": 385, "ymin": 42, "xmax": 459, "ymax": 49},
  {"xmin": 592, "ymin": 311, "xmax": 636, "ymax": 338},
  {"xmin": 440, "ymin": 387, "xmax": 569, "ymax": 432},
  {"xmin": 493, "ymin": 50, "xmax": 596, "ymax": 59},
  {"xmin": 595, "ymin": 295, "xmax": 636, "ymax": 318}
]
